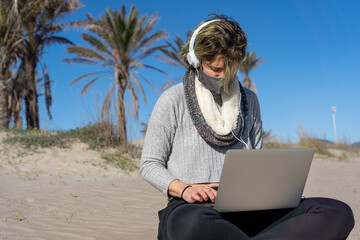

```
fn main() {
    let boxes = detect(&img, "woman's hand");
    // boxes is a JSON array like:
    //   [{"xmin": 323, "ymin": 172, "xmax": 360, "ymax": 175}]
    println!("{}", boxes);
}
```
[
  {"xmin": 182, "ymin": 186, "xmax": 217, "ymax": 203},
  {"xmin": 168, "ymin": 180, "xmax": 218, "ymax": 203}
]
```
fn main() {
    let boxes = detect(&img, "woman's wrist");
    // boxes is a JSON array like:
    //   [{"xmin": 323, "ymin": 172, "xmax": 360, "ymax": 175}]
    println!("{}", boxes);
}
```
[
  {"xmin": 168, "ymin": 179, "xmax": 192, "ymax": 198},
  {"xmin": 181, "ymin": 185, "xmax": 192, "ymax": 199}
]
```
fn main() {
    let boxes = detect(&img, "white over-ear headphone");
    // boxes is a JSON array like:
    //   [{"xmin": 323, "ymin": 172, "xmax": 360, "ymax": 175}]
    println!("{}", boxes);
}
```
[{"xmin": 187, "ymin": 19, "xmax": 220, "ymax": 68}]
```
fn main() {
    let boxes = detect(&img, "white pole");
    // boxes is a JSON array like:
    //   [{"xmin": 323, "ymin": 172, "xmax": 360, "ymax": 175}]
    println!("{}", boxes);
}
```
[{"xmin": 331, "ymin": 106, "xmax": 337, "ymax": 144}]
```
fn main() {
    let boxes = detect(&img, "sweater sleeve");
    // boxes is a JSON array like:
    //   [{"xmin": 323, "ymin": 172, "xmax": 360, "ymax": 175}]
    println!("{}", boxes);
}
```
[
  {"xmin": 140, "ymin": 88, "xmax": 179, "ymax": 196},
  {"xmin": 248, "ymin": 92, "xmax": 263, "ymax": 149}
]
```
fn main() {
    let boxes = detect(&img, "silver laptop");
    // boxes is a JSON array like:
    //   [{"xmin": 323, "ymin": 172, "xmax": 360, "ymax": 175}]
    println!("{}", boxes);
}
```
[{"xmin": 213, "ymin": 148, "xmax": 314, "ymax": 212}]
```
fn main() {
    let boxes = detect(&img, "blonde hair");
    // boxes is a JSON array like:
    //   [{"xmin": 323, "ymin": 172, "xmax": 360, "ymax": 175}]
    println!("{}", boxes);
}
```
[{"xmin": 180, "ymin": 15, "xmax": 247, "ymax": 92}]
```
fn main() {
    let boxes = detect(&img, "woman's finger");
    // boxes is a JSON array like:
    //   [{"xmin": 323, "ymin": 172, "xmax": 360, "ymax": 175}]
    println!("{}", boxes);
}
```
[
  {"xmin": 183, "ymin": 187, "xmax": 201, "ymax": 203},
  {"xmin": 204, "ymin": 187, "xmax": 216, "ymax": 202},
  {"xmin": 211, "ymin": 188, "xmax": 217, "ymax": 198},
  {"xmin": 191, "ymin": 192, "xmax": 202, "ymax": 202},
  {"xmin": 183, "ymin": 186, "xmax": 217, "ymax": 203},
  {"xmin": 197, "ymin": 188, "xmax": 209, "ymax": 201}
]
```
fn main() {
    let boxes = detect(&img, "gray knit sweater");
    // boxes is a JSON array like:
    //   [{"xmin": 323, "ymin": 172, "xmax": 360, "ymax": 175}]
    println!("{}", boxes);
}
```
[{"xmin": 140, "ymin": 83, "xmax": 263, "ymax": 196}]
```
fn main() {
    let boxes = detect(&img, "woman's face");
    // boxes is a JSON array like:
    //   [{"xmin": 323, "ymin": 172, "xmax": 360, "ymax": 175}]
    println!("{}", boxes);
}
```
[{"xmin": 201, "ymin": 54, "xmax": 225, "ymax": 78}]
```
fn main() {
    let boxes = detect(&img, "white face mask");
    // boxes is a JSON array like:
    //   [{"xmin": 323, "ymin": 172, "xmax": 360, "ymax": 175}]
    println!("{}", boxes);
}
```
[{"xmin": 199, "ymin": 70, "xmax": 224, "ymax": 94}]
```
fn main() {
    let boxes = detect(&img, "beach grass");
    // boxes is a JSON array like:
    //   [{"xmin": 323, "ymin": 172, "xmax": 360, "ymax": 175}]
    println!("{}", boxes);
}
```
[
  {"xmin": 263, "ymin": 127, "xmax": 359, "ymax": 160},
  {"xmin": 2, "ymin": 125, "xmax": 359, "ymax": 169},
  {"xmin": 3, "ymin": 128, "xmax": 70, "ymax": 150},
  {"xmin": 1, "ymin": 124, "xmax": 140, "ymax": 172},
  {"xmin": 101, "ymin": 150, "xmax": 140, "ymax": 173}
]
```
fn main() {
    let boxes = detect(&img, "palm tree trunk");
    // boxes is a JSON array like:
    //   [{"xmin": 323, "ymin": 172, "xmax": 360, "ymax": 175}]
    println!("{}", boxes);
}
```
[
  {"xmin": 116, "ymin": 73, "xmax": 128, "ymax": 145},
  {"xmin": 116, "ymin": 87, "xmax": 127, "ymax": 145},
  {"xmin": 242, "ymin": 75, "xmax": 251, "ymax": 89},
  {"xmin": 12, "ymin": 95, "xmax": 23, "ymax": 128},
  {"xmin": 0, "ymin": 69, "xmax": 10, "ymax": 129},
  {"xmin": 23, "ymin": 55, "xmax": 39, "ymax": 129}
]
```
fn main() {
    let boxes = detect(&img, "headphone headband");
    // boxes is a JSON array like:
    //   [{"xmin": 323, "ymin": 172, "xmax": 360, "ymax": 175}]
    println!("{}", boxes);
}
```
[{"xmin": 187, "ymin": 19, "xmax": 221, "ymax": 68}]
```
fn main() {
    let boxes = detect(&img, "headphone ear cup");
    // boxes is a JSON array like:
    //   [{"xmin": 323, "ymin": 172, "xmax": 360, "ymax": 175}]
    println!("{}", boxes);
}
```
[
  {"xmin": 187, "ymin": 51, "xmax": 199, "ymax": 68},
  {"xmin": 187, "ymin": 19, "xmax": 220, "ymax": 69}
]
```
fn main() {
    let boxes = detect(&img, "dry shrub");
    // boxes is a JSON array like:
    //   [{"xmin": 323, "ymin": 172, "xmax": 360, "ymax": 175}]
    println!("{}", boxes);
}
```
[
  {"xmin": 262, "ymin": 129, "xmax": 293, "ymax": 149},
  {"xmin": 296, "ymin": 125, "xmax": 333, "ymax": 156},
  {"xmin": 263, "ymin": 141, "xmax": 291, "ymax": 149},
  {"xmin": 65, "ymin": 121, "xmax": 119, "ymax": 150},
  {"xmin": 298, "ymin": 137, "xmax": 333, "ymax": 156}
]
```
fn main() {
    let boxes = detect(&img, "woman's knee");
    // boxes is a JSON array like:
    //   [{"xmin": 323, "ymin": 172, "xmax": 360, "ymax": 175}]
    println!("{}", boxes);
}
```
[
  {"xmin": 309, "ymin": 198, "xmax": 355, "ymax": 233},
  {"xmin": 328, "ymin": 198, "xmax": 354, "ymax": 229},
  {"xmin": 167, "ymin": 204, "xmax": 220, "ymax": 239}
]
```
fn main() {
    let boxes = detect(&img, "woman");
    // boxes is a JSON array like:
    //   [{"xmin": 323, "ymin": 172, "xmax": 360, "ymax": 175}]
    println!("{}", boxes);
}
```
[{"xmin": 140, "ymin": 15, "xmax": 354, "ymax": 240}]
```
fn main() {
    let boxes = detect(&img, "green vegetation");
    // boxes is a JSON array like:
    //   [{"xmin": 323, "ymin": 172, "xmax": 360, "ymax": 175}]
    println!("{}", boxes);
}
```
[
  {"xmin": 101, "ymin": 149, "xmax": 140, "ymax": 173},
  {"xmin": 70, "ymin": 193, "xmax": 78, "ymax": 198},
  {"xmin": 64, "ymin": 122, "xmax": 119, "ymax": 150},
  {"xmin": 2, "ymin": 124, "xmax": 359, "ymax": 174},
  {"xmin": 264, "ymin": 128, "xmax": 359, "ymax": 160},
  {"xmin": 3, "ymin": 128, "xmax": 70, "ymax": 150},
  {"xmin": 2, "ymin": 123, "xmax": 141, "ymax": 172},
  {"xmin": 3, "ymin": 122, "xmax": 119, "ymax": 150}
]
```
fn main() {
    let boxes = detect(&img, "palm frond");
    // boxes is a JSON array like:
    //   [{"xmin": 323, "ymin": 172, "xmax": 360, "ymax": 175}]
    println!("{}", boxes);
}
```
[
  {"xmin": 102, "ymin": 82, "xmax": 116, "ymax": 119},
  {"xmin": 38, "ymin": 57, "xmax": 52, "ymax": 119},
  {"xmin": 63, "ymin": 58, "xmax": 99, "ymax": 65},
  {"xmin": 134, "ymin": 12, "xmax": 159, "ymax": 49},
  {"xmin": 128, "ymin": 14, "xmax": 146, "ymax": 52},
  {"xmin": 67, "ymin": 45, "xmax": 108, "ymax": 62},
  {"xmin": 155, "ymin": 35, "xmax": 188, "ymax": 69},
  {"xmin": 43, "ymin": 36, "xmax": 73, "ymax": 46},
  {"xmin": 122, "ymin": 98, "xmax": 141, "ymax": 123},
  {"xmin": 158, "ymin": 77, "xmax": 182, "ymax": 93},
  {"xmin": 37, "ymin": 79, "xmax": 54, "ymax": 90},
  {"xmin": 82, "ymin": 33, "xmax": 113, "ymax": 58},
  {"xmin": 136, "ymin": 44, "xmax": 167, "ymax": 60},
  {"xmin": 129, "ymin": 59, "xmax": 144, "ymax": 68},
  {"xmin": 130, "ymin": 71, "xmax": 146, "ymax": 105},
  {"xmin": 137, "ymin": 73, "xmax": 158, "ymax": 92},
  {"xmin": 70, "ymin": 71, "xmax": 109, "ymax": 86},
  {"xmin": 143, "ymin": 64, "xmax": 168, "ymax": 76},
  {"xmin": 86, "ymin": 12, "xmax": 96, "ymax": 21},
  {"xmin": 81, "ymin": 74, "xmax": 106, "ymax": 95},
  {"xmin": 40, "ymin": 24, "xmax": 63, "ymax": 35},
  {"xmin": 135, "ymin": 31, "xmax": 167, "ymax": 57},
  {"xmin": 155, "ymin": 55, "xmax": 183, "ymax": 69},
  {"xmin": 66, "ymin": 19, "xmax": 92, "ymax": 30},
  {"xmin": 127, "ymin": 81, "xmax": 139, "ymax": 117}
]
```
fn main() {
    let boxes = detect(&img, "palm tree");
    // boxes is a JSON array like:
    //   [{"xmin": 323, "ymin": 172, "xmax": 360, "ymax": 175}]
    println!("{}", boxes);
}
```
[
  {"xmin": 18, "ymin": 0, "xmax": 82, "ymax": 129},
  {"xmin": 64, "ymin": 5, "xmax": 167, "ymax": 145},
  {"xmin": 239, "ymin": 51, "xmax": 264, "ymax": 95},
  {"xmin": 8, "ymin": 68, "xmax": 26, "ymax": 128},
  {"xmin": 156, "ymin": 33, "xmax": 190, "ymax": 92},
  {"xmin": 0, "ymin": 0, "xmax": 24, "ymax": 128}
]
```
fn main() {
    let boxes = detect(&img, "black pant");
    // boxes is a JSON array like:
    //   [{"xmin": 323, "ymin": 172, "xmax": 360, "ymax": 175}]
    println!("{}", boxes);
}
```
[{"xmin": 163, "ymin": 198, "xmax": 354, "ymax": 240}]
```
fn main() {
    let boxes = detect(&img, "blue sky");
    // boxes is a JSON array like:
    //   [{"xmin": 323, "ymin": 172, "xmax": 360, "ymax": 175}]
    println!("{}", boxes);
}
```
[{"xmin": 38, "ymin": 0, "xmax": 360, "ymax": 143}]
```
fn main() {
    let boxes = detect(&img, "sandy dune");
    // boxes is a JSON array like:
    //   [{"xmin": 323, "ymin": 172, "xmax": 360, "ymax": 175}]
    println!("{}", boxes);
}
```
[{"xmin": 0, "ymin": 136, "xmax": 359, "ymax": 239}]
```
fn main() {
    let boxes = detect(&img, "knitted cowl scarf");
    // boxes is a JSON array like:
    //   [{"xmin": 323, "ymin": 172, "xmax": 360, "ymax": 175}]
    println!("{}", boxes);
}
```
[{"xmin": 183, "ymin": 66, "xmax": 248, "ymax": 149}]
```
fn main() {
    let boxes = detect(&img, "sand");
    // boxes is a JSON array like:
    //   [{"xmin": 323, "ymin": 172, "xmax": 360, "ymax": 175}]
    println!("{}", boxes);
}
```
[{"xmin": 0, "ymin": 135, "xmax": 359, "ymax": 239}]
